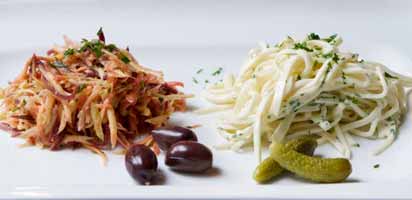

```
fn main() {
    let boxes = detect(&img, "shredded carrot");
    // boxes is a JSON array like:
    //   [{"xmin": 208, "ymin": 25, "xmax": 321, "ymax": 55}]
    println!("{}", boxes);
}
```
[{"xmin": 0, "ymin": 29, "xmax": 188, "ymax": 164}]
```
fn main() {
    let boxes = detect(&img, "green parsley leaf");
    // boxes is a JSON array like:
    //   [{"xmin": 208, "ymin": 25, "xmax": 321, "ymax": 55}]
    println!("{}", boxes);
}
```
[
  {"xmin": 293, "ymin": 42, "xmax": 313, "ymax": 52},
  {"xmin": 373, "ymin": 164, "xmax": 380, "ymax": 168},
  {"xmin": 119, "ymin": 53, "xmax": 130, "ymax": 64},
  {"xmin": 384, "ymin": 72, "xmax": 398, "ymax": 79},
  {"xmin": 196, "ymin": 68, "xmax": 203, "ymax": 74},
  {"xmin": 308, "ymin": 33, "xmax": 320, "ymax": 40},
  {"xmin": 192, "ymin": 77, "xmax": 198, "ymax": 84},
  {"xmin": 79, "ymin": 39, "xmax": 104, "ymax": 58},
  {"xmin": 105, "ymin": 44, "xmax": 117, "ymax": 52},
  {"xmin": 324, "ymin": 34, "xmax": 337, "ymax": 43},
  {"xmin": 212, "ymin": 67, "xmax": 223, "ymax": 76},
  {"xmin": 76, "ymin": 84, "xmax": 86, "ymax": 93},
  {"xmin": 348, "ymin": 96, "xmax": 360, "ymax": 104},
  {"xmin": 64, "ymin": 48, "xmax": 75, "ymax": 57},
  {"xmin": 352, "ymin": 144, "xmax": 360, "ymax": 147},
  {"xmin": 323, "ymin": 52, "xmax": 340, "ymax": 62}
]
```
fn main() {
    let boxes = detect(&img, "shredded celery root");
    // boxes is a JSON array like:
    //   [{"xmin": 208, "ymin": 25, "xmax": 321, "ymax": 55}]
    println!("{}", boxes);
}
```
[{"xmin": 0, "ymin": 29, "xmax": 188, "ymax": 161}]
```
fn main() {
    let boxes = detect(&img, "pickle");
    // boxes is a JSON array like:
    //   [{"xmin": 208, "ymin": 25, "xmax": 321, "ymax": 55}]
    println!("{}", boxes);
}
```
[
  {"xmin": 270, "ymin": 141, "xmax": 352, "ymax": 183},
  {"xmin": 253, "ymin": 157, "xmax": 283, "ymax": 183},
  {"xmin": 253, "ymin": 137, "xmax": 318, "ymax": 183}
]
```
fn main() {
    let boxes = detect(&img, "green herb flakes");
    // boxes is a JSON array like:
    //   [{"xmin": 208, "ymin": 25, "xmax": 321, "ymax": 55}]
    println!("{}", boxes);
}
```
[
  {"xmin": 308, "ymin": 33, "xmax": 320, "ymax": 40},
  {"xmin": 119, "ymin": 53, "xmax": 130, "ymax": 64},
  {"xmin": 293, "ymin": 42, "xmax": 313, "ymax": 52},
  {"xmin": 324, "ymin": 34, "xmax": 337, "ymax": 43},
  {"xmin": 212, "ymin": 67, "xmax": 223, "ymax": 76},
  {"xmin": 323, "ymin": 52, "xmax": 339, "ymax": 62},
  {"xmin": 79, "ymin": 39, "xmax": 104, "ymax": 58},
  {"xmin": 384, "ymin": 72, "xmax": 398, "ymax": 79},
  {"xmin": 64, "ymin": 48, "xmax": 75, "ymax": 57},
  {"xmin": 105, "ymin": 44, "xmax": 117, "ymax": 52},
  {"xmin": 77, "ymin": 84, "xmax": 86, "ymax": 93},
  {"xmin": 192, "ymin": 77, "xmax": 198, "ymax": 84}
]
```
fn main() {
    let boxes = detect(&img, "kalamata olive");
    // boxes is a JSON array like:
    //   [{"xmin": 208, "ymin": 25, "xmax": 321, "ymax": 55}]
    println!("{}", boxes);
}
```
[
  {"xmin": 152, "ymin": 126, "xmax": 198, "ymax": 151},
  {"xmin": 125, "ymin": 144, "xmax": 158, "ymax": 185},
  {"xmin": 165, "ymin": 141, "xmax": 213, "ymax": 173}
]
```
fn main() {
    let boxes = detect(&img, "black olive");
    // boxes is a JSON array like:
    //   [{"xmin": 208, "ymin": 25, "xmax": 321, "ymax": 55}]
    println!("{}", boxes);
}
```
[
  {"xmin": 165, "ymin": 141, "xmax": 213, "ymax": 173},
  {"xmin": 152, "ymin": 126, "xmax": 198, "ymax": 151},
  {"xmin": 125, "ymin": 144, "xmax": 158, "ymax": 185}
]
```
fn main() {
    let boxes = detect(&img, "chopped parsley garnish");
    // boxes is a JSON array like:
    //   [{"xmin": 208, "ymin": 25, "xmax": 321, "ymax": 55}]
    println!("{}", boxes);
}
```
[
  {"xmin": 308, "ymin": 33, "xmax": 320, "ymax": 40},
  {"xmin": 342, "ymin": 72, "xmax": 347, "ymax": 84},
  {"xmin": 79, "ymin": 39, "xmax": 104, "ymax": 58},
  {"xmin": 324, "ymin": 34, "xmax": 337, "ymax": 43},
  {"xmin": 352, "ymin": 144, "xmax": 360, "ymax": 147},
  {"xmin": 347, "ymin": 96, "xmax": 360, "ymax": 104},
  {"xmin": 64, "ymin": 48, "xmax": 75, "ymax": 57},
  {"xmin": 196, "ymin": 68, "xmax": 204, "ymax": 74},
  {"xmin": 22, "ymin": 99, "xmax": 27, "ymax": 106},
  {"xmin": 384, "ymin": 72, "xmax": 398, "ymax": 79},
  {"xmin": 205, "ymin": 80, "xmax": 209, "ymax": 83},
  {"xmin": 50, "ymin": 61, "xmax": 66, "ymax": 68},
  {"xmin": 212, "ymin": 67, "xmax": 223, "ymax": 76},
  {"xmin": 76, "ymin": 84, "xmax": 86, "ymax": 93},
  {"xmin": 351, "ymin": 54, "xmax": 358, "ymax": 59},
  {"xmin": 119, "ymin": 53, "xmax": 130, "ymax": 64},
  {"xmin": 323, "ymin": 52, "xmax": 340, "ymax": 62},
  {"xmin": 313, "ymin": 46, "xmax": 322, "ymax": 51},
  {"xmin": 105, "ymin": 44, "xmax": 117, "ymax": 52},
  {"xmin": 289, "ymin": 99, "xmax": 301, "ymax": 112},
  {"xmin": 293, "ymin": 42, "xmax": 313, "ymax": 52},
  {"xmin": 373, "ymin": 164, "xmax": 380, "ymax": 168},
  {"xmin": 320, "ymin": 64, "xmax": 332, "ymax": 87},
  {"xmin": 192, "ymin": 77, "xmax": 198, "ymax": 84}
]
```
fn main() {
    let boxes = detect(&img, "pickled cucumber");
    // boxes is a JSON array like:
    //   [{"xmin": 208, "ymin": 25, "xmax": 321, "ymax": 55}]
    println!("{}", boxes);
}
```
[
  {"xmin": 253, "ymin": 157, "xmax": 283, "ymax": 183},
  {"xmin": 270, "ymin": 141, "xmax": 352, "ymax": 183},
  {"xmin": 253, "ymin": 137, "xmax": 318, "ymax": 183}
]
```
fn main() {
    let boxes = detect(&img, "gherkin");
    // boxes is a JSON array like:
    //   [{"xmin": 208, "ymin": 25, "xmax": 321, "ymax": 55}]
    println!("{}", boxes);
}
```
[
  {"xmin": 270, "ymin": 139, "xmax": 352, "ymax": 183},
  {"xmin": 253, "ymin": 136, "xmax": 317, "ymax": 183}
]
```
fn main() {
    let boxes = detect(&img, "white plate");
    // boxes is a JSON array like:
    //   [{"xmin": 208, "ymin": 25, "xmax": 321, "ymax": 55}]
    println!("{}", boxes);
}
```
[{"xmin": 1, "ymin": 0, "xmax": 412, "ymax": 199}]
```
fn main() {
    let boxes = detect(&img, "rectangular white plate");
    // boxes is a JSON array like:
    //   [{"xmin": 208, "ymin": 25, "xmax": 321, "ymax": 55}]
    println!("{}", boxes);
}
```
[{"xmin": 1, "ymin": 0, "xmax": 412, "ymax": 199}]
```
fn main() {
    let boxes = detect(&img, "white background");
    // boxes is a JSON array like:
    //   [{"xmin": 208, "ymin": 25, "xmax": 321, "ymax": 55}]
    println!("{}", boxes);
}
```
[{"xmin": 1, "ymin": 0, "xmax": 412, "ymax": 199}]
